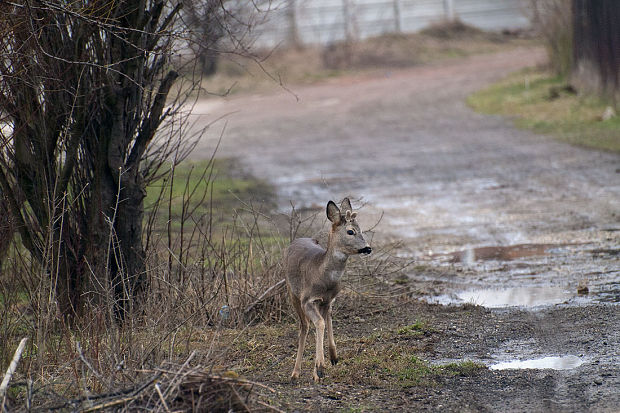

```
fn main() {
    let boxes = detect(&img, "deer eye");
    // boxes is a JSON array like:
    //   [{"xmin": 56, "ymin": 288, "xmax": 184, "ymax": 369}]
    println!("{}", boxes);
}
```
[{"xmin": 347, "ymin": 229, "xmax": 355, "ymax": 235}]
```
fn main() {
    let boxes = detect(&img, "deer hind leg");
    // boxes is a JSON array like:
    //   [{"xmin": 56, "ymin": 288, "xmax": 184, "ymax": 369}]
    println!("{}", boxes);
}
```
[
  {"xmin": 303, "ymin": 299, "xmax": 326, "ymax": 382},
  {"xmin": 321, "ymin": 302, "xmax": 338, "ymax": 365},
  {"xmin": 290, "ymin": 294, "xmax": 308, "ymax": 381}
]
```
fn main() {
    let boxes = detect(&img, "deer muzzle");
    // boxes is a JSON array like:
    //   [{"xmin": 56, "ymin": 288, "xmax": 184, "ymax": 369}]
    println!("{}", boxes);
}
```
[{"xmin": 358, "ymin": 246, "xmax": 372, "ymax": 255}]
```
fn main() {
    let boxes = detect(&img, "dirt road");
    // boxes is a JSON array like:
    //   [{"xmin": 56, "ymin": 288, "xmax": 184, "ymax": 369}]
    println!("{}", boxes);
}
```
[
  {"xmin": 193, "ymin": 47, "xmax": 616, "ymax": 248},
  {"xmin": 191, "ymin": 47, "xmax": 620, "ymax": 411}
]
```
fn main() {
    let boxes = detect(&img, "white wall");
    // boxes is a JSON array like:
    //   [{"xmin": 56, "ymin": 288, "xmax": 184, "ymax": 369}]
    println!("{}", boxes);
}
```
[{"xmin": 252, "ymin": 0, "xmax": 531, "ymax": 47}]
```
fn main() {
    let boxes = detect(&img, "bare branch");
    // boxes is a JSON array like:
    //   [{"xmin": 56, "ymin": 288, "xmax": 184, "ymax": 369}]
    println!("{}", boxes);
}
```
[{"xmin": 0, "ymin": 338, "xmax": 28, "ymax": 408}]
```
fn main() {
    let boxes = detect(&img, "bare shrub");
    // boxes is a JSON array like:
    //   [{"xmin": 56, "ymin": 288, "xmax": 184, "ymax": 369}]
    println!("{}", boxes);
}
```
[
  {"xmin": 0, "ymin": 0, "xmax": 276, "ymax": 324},
  {"xmin": 0, "ymin": 156, "xmax": 290, "ymax": 408},
  {"xmin": 529, "ymin": 0, "xmax": 573, "ymax": 77},
  {"xmin": 419, "ymin": 19, "xmax": 487, "ymax": 40},
  {"xmin": 0, "ymin": 1, "xmax": 287, "ymax": 405}
]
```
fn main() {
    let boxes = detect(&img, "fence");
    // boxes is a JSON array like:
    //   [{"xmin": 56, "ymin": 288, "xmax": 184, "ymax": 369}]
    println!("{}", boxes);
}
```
[{"xmin": 253, "ymin": 0, "xmax": 531, "ymax": 47}]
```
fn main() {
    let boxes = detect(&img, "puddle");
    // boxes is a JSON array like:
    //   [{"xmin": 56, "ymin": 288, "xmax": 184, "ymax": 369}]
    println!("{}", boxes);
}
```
[
  {"xmin": 456, "ymin": 286, "xmax": 573, "ymax": 308},
  {"xmin": 429, "ymin": 282, "xmax": 620, "ymax": 308},
  {"xmin": 447, "ymin": 243, "xmax": 565, "ymax": 264},
  {"xmin": 597, "ymin": 283, "xmax": 620, "ymax": 303},
  {"xmin": 419, "ymin": 240, "xmax": 620, "ymax": 308},
  {"xmin": 490, "ymin": 356, "xmax": 585, "ymax": 371}
]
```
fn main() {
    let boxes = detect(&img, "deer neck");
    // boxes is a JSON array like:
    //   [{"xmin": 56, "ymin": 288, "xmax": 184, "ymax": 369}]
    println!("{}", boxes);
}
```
[{"xmin": 322, "ymin": 231, "xmax": 348, "ymax": 282}]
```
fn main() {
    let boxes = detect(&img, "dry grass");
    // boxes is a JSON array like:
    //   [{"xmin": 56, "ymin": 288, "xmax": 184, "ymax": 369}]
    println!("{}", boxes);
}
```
[
  {"xmin": 197, "ymin": 21, "xmax": 536, "ymax": 97},
  {"xmin": 6, "ymin": 357, "xmax": 282, "ymax": 412},
  {"xmin": 211, "ymin": 293, "xmax": 485, "ymax": 398},
  {"xmin": 0, "ymin": 153, "xmax": 419, "ymax": 410},
  {"xmin": 0, "ymin": 158, "xmax": 290, "ymax": 411}
]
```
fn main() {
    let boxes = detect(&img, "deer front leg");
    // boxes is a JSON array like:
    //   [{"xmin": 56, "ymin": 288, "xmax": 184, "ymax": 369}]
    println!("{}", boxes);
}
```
[
  {"xmin": 304, "ymin": 299, "xmax": 326, "ymax": 382},
  {"xmin": 322, "ymin": 303, "xmax": 338, "ymax": 365}
]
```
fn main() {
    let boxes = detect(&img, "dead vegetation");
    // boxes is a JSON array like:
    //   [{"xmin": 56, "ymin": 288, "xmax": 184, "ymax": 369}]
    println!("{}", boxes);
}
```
[
  {"xmin": 206, "ymin": 293, "xmax": 487, "ymax": 411},
  {"xmin": 3, "ymin": 356, "xmax": 282, "ymax": 412},
  {"xmin": 0, "ymin": 157, "xmax": 284, "ymax": 410},
  {"xmin": 0, "ymin": 16, "xmax": 524, "ymax": 412},
  {"xmin": 199, "ymin": 20, "xmax": 536, "ymax": 96},
  {"xmin": 0, "ymin": 153, "xmax": 419, "ymax": 411}
]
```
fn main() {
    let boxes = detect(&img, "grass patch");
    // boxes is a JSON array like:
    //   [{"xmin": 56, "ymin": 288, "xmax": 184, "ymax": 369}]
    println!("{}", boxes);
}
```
[
  {"xmin": 142, "ymin": 157, "xmax": 285, "ymax": 273},
  {"xmin": 145, "ymin": 158, "xmax": 275, "ymax": 228},
  {"xmin": 468, "ymin": 68, "xmax": 620, "ymax": 152},
  {"xmin": 439, "ymin": 360, "xmax": 487, "ymax": 377},
  {"xmin": 219, "ymin": 317, "xmax": 485, "ymax": 390},
  {"xmin": 397, "ymin": 320, "xmax": 434, "ymax": 337},
  {"xmin": 395, "ymin": 358, "xmax": 486, "ymax": 386},
  {"xmin": 394, "ymin": 355, "xmax": 435, "ymax": 386},
  {"xmin": 331, "ymin": 347, "xmax": 485, "ymax": 388}
]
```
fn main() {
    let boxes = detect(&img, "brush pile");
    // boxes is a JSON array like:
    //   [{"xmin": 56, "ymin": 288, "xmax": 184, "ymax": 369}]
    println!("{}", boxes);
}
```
[{"xmin": 5, "ymin": 361, "xmax": 281, "ymax": 412}]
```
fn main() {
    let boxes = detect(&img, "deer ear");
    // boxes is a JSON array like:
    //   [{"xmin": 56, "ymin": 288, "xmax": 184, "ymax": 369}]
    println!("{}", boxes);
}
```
[
  {"xmin": 340, "ymin": 197, "xmax": 352, "ymax": 214},
  {"xmin": 351, "ymin": 211, "xmax": 357, "ymax": 220},
  {"xmin": 326, "ymin": 201, "xmax": 341, "ymax": 224}
]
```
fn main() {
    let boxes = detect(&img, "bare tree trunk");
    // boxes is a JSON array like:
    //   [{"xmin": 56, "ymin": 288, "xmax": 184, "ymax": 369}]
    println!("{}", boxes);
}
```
[
  {"xmin": 112, "ymin": 169, "xmax": 148, "ymax": 319},
  {"xmin": 0, "ymin": 192, "xmax": 13, "ymax": 270},
  {"xmin": 572, "ymin": 0, "xmax": 620, "ymax": 102}
]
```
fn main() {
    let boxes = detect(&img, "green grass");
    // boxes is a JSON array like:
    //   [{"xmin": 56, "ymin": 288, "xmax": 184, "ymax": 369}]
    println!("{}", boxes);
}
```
[
  {"xmin": 439, "ymin": 360, "xmax": 487, "ymax": 377},
  {"xmin": 394, "ymin": 355, "xmax": 435, "ymax": 386},
  {"xmin": 145, "ymin": 159, "xmax": 275, "ymax": 225},
  {"xmin": 393, "ymin": 356, "xmax": 485, "ymax": 387},
  {"xmin": 219, "ymin": 320, "xmax": 486, "ymax": 390},
  {"xmin": 397, "ymin": 320, "xmax": 434, "ymax": 337},
  {"xmin": 331, "ymin": 347, "xmax": 485, "ymax": 388},
  {"xmin": 468, "ymin": 68, "xmax": 620, "ymax": 152},
  {"xmin": 143, "ymin": 158, "xmax": 285, "ymax": 269}
]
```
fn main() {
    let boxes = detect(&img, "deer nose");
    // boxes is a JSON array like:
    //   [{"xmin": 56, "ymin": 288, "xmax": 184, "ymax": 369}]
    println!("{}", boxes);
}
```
[{"xmin": 358, "ymin": 246, "xmax": 372, "ymax": 255}]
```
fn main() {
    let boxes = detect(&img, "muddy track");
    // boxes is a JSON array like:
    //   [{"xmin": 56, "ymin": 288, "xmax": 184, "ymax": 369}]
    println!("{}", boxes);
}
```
[{"xmin": 192, "ymin": 47, "xmax": 620, "ymax": 411}]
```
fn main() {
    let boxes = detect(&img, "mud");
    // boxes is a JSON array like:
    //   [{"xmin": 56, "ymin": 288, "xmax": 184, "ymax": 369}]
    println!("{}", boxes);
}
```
[{"xmin": 191, "ymin": 47, "xmax": 620, "ymax": 411}]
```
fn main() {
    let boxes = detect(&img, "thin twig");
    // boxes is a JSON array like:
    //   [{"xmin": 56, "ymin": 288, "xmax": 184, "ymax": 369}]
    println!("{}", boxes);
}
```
[
  {"xmin": 80, "ymin": 395, "xmax": 138, "ymax": 412},
  {"xmin": 163, "ymin": 350, "xmax": 197, "ymax": 397},
  {"xmin": 256, "ymin": 399, "xmax": 287, "ymax": 413},
  {"xmin": 0, "ymin": 337, "xmax": 28, "ymax": 408},
  {"xmin": 154, "ymin": 383, "xmax": 171, "ymax": 412},
  {"xmin": 76, "ymin": 341, "xmax": 104, "ymax": 380},
  {"xmin": 244, "ymin": 278, "xmax": 286, "ymax": 315},
  {"xmin": 230, "ymin": 384, "xmax": 251, "ymax": 413},
  {"xmin": 46, "ymin": 372, "xmax": 163, "ymax": 411}
]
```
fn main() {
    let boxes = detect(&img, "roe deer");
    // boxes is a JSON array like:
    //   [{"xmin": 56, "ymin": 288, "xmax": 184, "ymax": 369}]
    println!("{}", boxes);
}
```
[{"xmin": 284, "ymin": 198, "xmax": 372, "ymax": 382}]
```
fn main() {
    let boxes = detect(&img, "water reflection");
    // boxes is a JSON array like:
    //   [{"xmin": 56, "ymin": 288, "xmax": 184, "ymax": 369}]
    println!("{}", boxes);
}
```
[
  {"xmin": 458, "ymin": 287, "xmax": 572, "ymax": 307},
  {"xmin": 449, "ymin": 244, "xmax": 564, "ymax": 264},
  {"xmin": 491, "ymin": 355, "xmax": 584, "ymax": 370},
  {"xmin": 421, "ymin": 241, "xmax": 620, "ymax": 307}
]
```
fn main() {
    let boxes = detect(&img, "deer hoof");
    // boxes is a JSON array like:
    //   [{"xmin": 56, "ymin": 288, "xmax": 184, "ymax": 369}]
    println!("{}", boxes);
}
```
[
  {"xmin": 329, "ymin": 348, "xmax": 338, "ymax": 365},
  {"xmin": 291, "ymin": 371, "xmax": 300, "ymax": 382},
  {"xmin": 313, "ymin": 365, "xmax": 324, "ymax": 382}
]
